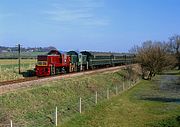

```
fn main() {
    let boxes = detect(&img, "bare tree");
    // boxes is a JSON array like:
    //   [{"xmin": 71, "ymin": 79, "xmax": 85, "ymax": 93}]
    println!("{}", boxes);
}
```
[
  {"xmin": 134, "ymin": 41, "xmax": 177, "ymax": 80},
  {"xmin": 168, "ymin": 35, "xmax": 180, "ymax": 69}
]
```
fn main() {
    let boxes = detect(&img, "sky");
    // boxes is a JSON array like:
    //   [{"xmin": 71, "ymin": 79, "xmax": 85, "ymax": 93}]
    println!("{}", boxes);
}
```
[{"xmin": 0, "ymin": 0, "xmax": 180, "ymax": 52}]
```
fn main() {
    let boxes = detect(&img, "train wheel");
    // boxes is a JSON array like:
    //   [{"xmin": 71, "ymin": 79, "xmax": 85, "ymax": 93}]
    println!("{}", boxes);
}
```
[
  {"xmin": 50, "ymin": 65, "xmax": 55, "ymax": 75},
  {"xmin": 65, "ymin": 67, "xmax": 69, "ymax": 73},
  {"xmin": 61, "ymin": 67, "xmax": 67, "ymax": 74}
]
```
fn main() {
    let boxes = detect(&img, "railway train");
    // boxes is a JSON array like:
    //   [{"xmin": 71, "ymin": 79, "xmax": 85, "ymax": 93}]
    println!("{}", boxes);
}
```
[{"xmin": 35, "ymin": 49, "xmax": 136, "ymax": 76}]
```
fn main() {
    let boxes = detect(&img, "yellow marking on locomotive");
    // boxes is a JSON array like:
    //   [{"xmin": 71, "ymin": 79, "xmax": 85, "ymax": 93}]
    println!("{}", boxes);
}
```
[{"xmin": 36, "ymin": 61, "xmax": 48, "ymax": 66}]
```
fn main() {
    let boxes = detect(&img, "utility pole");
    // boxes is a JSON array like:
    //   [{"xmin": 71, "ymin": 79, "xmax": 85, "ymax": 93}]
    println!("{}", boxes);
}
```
[
  {"xmin": 17, "ymin": 44, "xmax": 21, "ymax": 74},
  {"xmin": 125, "ymin": 55, "xmax": 127, "ymax": 65}
]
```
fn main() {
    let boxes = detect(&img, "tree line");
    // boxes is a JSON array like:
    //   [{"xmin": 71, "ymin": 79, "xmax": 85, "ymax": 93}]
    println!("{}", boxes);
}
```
[
  {"xmin": 0, "ymin": 46, "xmax": 56, "ymax": 53},
  {"xmin": 131, "ymin": 34, "xmax": 180, "ymax": 80}
]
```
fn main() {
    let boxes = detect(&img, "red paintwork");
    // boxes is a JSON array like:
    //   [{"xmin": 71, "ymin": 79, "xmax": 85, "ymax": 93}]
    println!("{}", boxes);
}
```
[
  {"xmin": 36, "ymin": 50, "xmax": 70, "ymax": 76},
  {"xmin": 35, "ymin": 66, "xmax": 50, "ymax": 76}
]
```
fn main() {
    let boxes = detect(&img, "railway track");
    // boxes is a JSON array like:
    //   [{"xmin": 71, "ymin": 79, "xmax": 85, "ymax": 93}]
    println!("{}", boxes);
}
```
[
  {"xmin": 0, "ymin": 77, "xmax": 39, "ymax": 86},
  {"xmin": 0, "ymin": 65, "xmax": 136, "ymax": 95}
]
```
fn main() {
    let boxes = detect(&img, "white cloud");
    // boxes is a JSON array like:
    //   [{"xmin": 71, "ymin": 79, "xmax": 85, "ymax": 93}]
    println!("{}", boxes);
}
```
[
  {"xmin": 43, "ymin": 0, "xmax": 109, "ymax": 26},
  {"xmin": 0, "ymin": 13, "xmax": 16, "ymax": 19},
  {"xmin": 45, "ymin": 9, "xmax": 93, "ymax": 22}
]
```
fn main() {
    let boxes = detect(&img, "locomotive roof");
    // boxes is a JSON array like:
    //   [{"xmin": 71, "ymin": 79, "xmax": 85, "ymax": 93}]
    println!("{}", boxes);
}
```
[
  {"xmin": 81, "ymin": 51, "xmax": 135, "ymax": 57},
  {"xmin": 47, "ymin": 49, "xmax": 135, "ymax": 57},
  {"xmin": 81, "ymin": 51, "xmax": 112, "ymax": 56},
  {"xmin": 47, "ymin": 50, "xmax": 61, "ymax": 55},
  {"xmin": 67, "ymin": 51, "xmax": 78, "ymax": 56}
]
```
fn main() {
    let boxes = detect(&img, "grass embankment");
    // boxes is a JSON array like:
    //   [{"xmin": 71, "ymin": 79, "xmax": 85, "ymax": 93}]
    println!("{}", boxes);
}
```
[
  {"xmin": 0, "ymin": 68, "xmax": 136, "ymax": 127},
  {"xmin": 0, "ymin": 59, "xmax": 36, "ymax": 81},
  {"xmin": 61, "ymin": 70, "xmax": 180, "ymax": 127}
]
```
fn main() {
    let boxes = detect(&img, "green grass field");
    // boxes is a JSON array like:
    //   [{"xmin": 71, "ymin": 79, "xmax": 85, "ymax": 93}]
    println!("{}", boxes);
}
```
[
  {"xmin": 0, "ymin": 59, "xmax": 36, "ymax": 81},
  {"xmin": 61, "ymin": 70, "xmax": 180, "ymax": 127},
  {"xmin": 0, "ymin": 68, "xmax": 179, "ymax": 127},
  {"xmin": 0, "ymin": 51, "xmax": 47, "ymax": 82},
  {"xmin": 0, "ymin": 69, "xmax": 136, "ymax": 126}
]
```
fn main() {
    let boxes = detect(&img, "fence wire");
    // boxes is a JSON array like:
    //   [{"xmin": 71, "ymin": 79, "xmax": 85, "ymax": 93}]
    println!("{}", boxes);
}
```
[{"xmin": 0, "ymin": 78, "xmax": 140, "ymax": 127}]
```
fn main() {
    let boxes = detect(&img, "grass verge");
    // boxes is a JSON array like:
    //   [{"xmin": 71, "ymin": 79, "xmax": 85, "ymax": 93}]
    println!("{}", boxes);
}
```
[
  {"xmin": 0, "ymin": 68, "xmax": 138, "ymax": 127},
  {"xmin": 61, "ymin": 71, "xmax": 180, "ymax": 127}
]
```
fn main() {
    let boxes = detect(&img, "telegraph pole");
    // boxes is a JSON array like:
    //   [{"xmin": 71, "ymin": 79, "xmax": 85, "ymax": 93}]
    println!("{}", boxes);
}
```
[{"xmin": 17, "ymin": 44, "xmax": 21, "ymax": 74}]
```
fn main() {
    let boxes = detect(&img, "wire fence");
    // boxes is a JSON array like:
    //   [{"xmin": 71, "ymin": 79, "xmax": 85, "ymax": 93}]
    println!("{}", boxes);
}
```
[
  {"xmin": 0, "ymin": 121, "xmax": 25, "ymax": 127},
  {"xmin": 0, "ymin": 78, "xmax": 140, "ymax": 127},
  {"xmin": 57, "ymin": 79, "xmax": 139, "ymax": 126}
]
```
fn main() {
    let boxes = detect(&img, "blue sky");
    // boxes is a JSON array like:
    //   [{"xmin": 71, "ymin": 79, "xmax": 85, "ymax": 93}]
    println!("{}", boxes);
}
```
[{"xmin": 0, "ymin": 0, "xmax": 180, "ymax": 52}]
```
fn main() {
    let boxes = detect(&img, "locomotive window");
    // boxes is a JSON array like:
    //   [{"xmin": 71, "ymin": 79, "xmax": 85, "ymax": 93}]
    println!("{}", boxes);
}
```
[{"xmin": 37, "ymin": 61, "xmax": 47, "ymax": 66}]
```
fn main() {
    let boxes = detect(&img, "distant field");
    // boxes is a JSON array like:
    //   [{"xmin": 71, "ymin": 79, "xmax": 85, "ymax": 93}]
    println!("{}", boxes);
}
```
[
  {"xmin": 0, "ymin": 59, "xmax": 36, "ymax": 65},
  {"xmin": 0, "ymin": 52, "xmax": 47, "ymax": 59},
  {"xmin": 0, "ymin": 59, "xmax": 36, "ymax": 82},
  {"xmin": 0, "ymin": 52, "xmax": 47, "ymax": 82}
]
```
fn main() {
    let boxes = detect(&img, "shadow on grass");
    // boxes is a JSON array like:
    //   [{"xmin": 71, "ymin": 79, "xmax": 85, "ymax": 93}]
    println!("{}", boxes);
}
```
[
  {"xmin": 141, "ymin": 97, "xmax": 180, "ymax": 104},
  {"xmin": 21, "ymin": 70, "xmax": 36, "ymax": 77},
  {"xmin": 148, "ymin": 116, "xmax": 180, "ymax": 127}
]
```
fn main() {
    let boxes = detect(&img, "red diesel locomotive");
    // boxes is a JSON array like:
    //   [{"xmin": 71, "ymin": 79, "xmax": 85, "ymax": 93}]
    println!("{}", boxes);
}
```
[{"xmin": 35, "ymin": 50, "xmax": 70, "ymax": 76}]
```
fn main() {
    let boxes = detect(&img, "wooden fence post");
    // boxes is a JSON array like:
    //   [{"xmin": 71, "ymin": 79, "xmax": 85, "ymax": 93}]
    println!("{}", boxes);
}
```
[
  {"xmin": 123, "ymin": 82, "xmax": 125, "ymax": 91},
  {"xmin": 107, "ymin": 89, "xmax": 109, "ymax": 99},
  {"xmin": 55, "ymin": 107, "xmax": 58, "ymax": 126},
  {"xmin": 79, "ymin": 97, "xmax": 82, "ymax": 114},
  {"xmin": 116, "ymin": 85, "xmax": 118, "ymax": 95},
  {"xmin": 95, "ymin": 91, "xmax": 97, "ymax": 104},
  {"xmin": 10, "ymin": 120, "xmax": 12, "ymax": 127}
]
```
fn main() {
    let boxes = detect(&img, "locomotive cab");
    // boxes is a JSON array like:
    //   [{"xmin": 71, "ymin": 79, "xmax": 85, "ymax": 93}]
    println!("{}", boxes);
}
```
[
  {"xmin": 67, "ymin": 51, "xmax": 79, "ymax": 72},
  {"xmin": 36, "ymin": 50, "xmax": 70, "ymax": 76},
  {"xmin": 36, "ymin": 55, "xmax": 50, "ymax": 76},
  {"xmin": 78, "ymin": 53, "xmax": 87, "ymax": 71}
]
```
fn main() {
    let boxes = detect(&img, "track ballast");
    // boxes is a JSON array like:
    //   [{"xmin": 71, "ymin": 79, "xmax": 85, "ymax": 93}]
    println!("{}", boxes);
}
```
[{"xmin": 0, "ymin": 65, "xmax": 136, "ymax": 95}]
